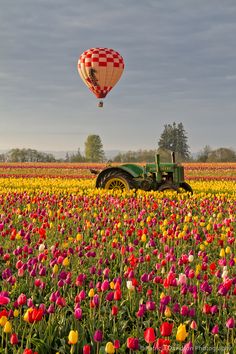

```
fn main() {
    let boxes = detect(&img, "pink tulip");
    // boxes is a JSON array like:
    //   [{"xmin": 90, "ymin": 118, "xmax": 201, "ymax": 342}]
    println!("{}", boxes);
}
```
[
  {"xmin": 17, "ymin": 293, "xmax": 27, "ymax": 306},
  {"xmin": 0, "ymin": 296, "xmax": 10, "ymax": 306},
  {"xmin": 226, "ymin": 318, "xmax": 235, "ymax": 329}
]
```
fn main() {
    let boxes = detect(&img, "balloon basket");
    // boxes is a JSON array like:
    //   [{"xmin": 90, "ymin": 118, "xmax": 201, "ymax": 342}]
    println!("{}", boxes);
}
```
[{"xmin": 98, "ymin": 101, "xmax": 103, "ymax": 108}]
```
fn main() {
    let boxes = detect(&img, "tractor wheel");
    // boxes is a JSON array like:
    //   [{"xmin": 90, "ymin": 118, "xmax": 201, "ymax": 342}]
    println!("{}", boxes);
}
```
[
  {"xmin": 178, "ymin": 182, "xmax": 193, "ymax": 194},
  {"xmin": 158, "ymin": 184, "xmax": 178, "ymax": 192},
  {"xmin": 99, "ymin": 171, "xmax": 134, "ymax": 191}
]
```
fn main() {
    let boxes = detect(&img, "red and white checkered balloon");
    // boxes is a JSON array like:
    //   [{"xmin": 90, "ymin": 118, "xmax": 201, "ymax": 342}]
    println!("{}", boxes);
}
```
[{"xmin": 78, "ymin": 48, "xmax": 124, "ymax": 99}]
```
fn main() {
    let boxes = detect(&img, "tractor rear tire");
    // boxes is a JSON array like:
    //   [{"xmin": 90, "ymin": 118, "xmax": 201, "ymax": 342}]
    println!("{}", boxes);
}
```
[
  {"xmin": 99, "ymin": 170, "xmax": 134, "ymax": 191},
  {"xmin": 178, "ymin": 182, "xmax": 193, "ymax": 194},
  {"xmin": 158, "ymin": 184, "xmax": 178, "ymax": 192}
]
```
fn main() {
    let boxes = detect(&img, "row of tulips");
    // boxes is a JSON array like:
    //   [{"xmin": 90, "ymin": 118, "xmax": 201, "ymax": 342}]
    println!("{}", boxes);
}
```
[
  {"xmin": 0, "ymin": 177, "xmax": 235, "ymax": 195},
  {"xmin": 0, "ymin": 178, "xmax": 235, "ymax": 353},
  {"xmin": 0, "ymin": 162, "xmax": 236, "ymax": 180}
]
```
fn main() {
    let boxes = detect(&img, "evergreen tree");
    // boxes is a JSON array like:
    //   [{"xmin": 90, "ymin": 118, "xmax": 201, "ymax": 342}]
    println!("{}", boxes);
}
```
[
  {"xmin": 158, "ymin": 122, "xmax": 190, "ymax": 161},
  {"xmin": 84, "ymin": 135, "xmax": 105, "ymax": 162}
]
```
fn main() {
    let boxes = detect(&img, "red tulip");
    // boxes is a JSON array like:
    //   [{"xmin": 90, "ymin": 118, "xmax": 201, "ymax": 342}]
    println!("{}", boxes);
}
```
[
  {"xmin": 144, "ymin": 327, "xmax": 156, "ymax": 344},
  {"xmin": 111, "ymin": 305, "xmax": 118, "ymax": 316},
  {"xmin": 154, "ymin": 338, "xmax": 170, "ymax": 352},
  {"xmin": 30, "ymin": 308, "xmax": 44, "ymax": 323},
  {"xmin": 10, "ymin": 333, "xmax": 19, "ymax": 345},
  {"xmin": 114, "ymin": 339, "xmax": 120, "ymax": 349},
  {"xmin": 83, "ymin": 344, "xmax": 91, "ymax": 354},
  {"xmin": 23, "ymin": 350, "xmax": 38, "ymax": 354},
  {"xmin": 127, "ymin": 337, "xmax": 139, "ymax": 350},
  {"xmin": 113, "ymin": 289, "xmax": 121, "ymax": 301},
  {"xmin": 160, "ymin": 322, "xmax": 173, "ymax": 337}
]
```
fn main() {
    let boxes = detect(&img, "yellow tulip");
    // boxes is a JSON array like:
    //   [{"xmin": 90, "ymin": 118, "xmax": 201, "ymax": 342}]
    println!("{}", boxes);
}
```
[
  {"xmin": 164, "ymin": 306, "xmax": 172, "ymax": 317},
  {"xmin": 110, "ymin": 281, "xmax": 115, "ymax": 289},
  {"xmin": 88, "ymin": 288, "xmax": 95, "ymax": 298},
  {"xmin": 220, "ymin": 248, "xmax": 225, "ymax": 258},
  {"xmin": 176, "ymin": 323, "xmax": 188, "ymax": 342},
  {"xmin": 105, "ymin": 342, "xmax": 115, "ymax": 354},
  {"xmin": 53, "ymin": 264, "xmax": 59, "ymax": 274},
  {"xmin": 3, "ymin": 321, "xmax": 12, "ymax": 333},
  {"xmin": 13, "ymin": 309, "xmax": 19, "ymax": 317},
  {"xmin": 62, "ymin": 257, "xmax": 70, "ymax": 266},
  {"xmin": 141, "ymin": 234, "xmax": 146, "ymax": 242},
  {"xmin": 68, "ymin": 330, "xmax": 78, "ymax": 345},
  {"xmin": 76, "ymin": 233, "xmax": 82, "ymax": 241},
  {"xmin": 160, "ymin": 292, "xmax": 165, "ymax": 299},
  {"xmin": 0, "ymin": 316, "xmax": 8, "ymax": 327}
]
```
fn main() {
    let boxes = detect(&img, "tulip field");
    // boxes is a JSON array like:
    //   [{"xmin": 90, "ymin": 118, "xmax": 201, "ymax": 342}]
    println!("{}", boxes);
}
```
[{"xmin": 0, "ymin": 163, "xmax": 235, "ymax": 353}]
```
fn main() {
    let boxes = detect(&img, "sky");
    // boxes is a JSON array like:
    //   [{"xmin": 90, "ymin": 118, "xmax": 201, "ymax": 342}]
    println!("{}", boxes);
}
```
[{"xmin": 1, "ymin": 0, "xmax": 236, "ymax": 155}]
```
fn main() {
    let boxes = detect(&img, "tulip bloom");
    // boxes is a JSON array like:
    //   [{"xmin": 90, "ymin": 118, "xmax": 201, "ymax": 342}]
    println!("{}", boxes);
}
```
[
  {"xmin": 105, "ymin": 342, "xmax": 115, "ymax": 354},
  {"xmin": 144, "ymin": 327, "xmax": 156, "ymax": 343},
  {"xmin": 111, "ymin": 305, "xmax": 118, "ymax": 316},
  {"xmin": 74, "ymin": 307, "xmax": 82, "ymax": 320},
  {"xmin": 127, "ymin": 337, "xmax": 139, "ymax": 350},
  {"xmin": 0, "ymin": 296, "xmax": 10, "ymax": 305},
  {"xmin": 28, "ymin": 308, "xmax": 44, "ymax": 323},
  {"xmin": 3, "ymin": 320, "xmax": 12, "ymax": 333},
  {"xmin": 182, "ymin": 341, "xmax": 193, "ymax": 354},
  {"xmin": 160, "ymin": 322, "xmax": 173, "ymax": 337},
  {"xmin": 176, "ymin": 324, "xmax": 188, "ymax": 342},
  {"xmin": 0, "ymin": 316, "xmax": 8, "ymax": 327},
  {"xmin": 226, "ymin": 317, "xmax": 235, "ymax": 329},
  {"xmin": 17, "ymin": 293, "xmax": 27, "ymax": 306},
  {"xmin": 68, "ymin": 330, "xmax": 78, "ymax": 345},
  {"xmin": 113, "ymin": 289, "xmax": 122, "ymax": 300},
  {"xmin": 114, "ymin": 340, "xmax": 120, "ymax": 349},
  {"xmin": 164, "ymin": 306, "xmax": 172, "ymax": 317},
  {"xmin": 190, "ymin": 321, "xmax": 197, "ymax": 330},
  {"xmin": 83, "ymin": 344, "xmax": 91, "ymax": 354},
  {"xmin": 211, "ymin": 325, "xmax": 219, "ymax": 335},
  {"xmin": 93, "ymin": 329, "xmax": 103, "ymax": 342},
  {"xmin": 10, "ymin": 333, "xmax": 19, "ymax": 345},
  {"xmin": 154, "ymin": 338, "xmax": 170, "ymax": 352}
]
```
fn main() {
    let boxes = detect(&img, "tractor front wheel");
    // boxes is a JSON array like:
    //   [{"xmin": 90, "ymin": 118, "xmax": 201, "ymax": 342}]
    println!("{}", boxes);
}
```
[{"xmin": 99, "ymin": 171, "xmax": 134, "ymax": 191}]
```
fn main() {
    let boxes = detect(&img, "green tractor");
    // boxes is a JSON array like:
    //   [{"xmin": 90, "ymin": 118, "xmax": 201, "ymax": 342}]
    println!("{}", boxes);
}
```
[{"xmin": 92, "ymin": 152, "xmax": 193, "ymax": 193}]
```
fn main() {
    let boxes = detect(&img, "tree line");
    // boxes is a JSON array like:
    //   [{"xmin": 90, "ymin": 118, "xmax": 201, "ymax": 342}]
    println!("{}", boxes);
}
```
[{"xmin": 0, "ymin": 123, "xmax": 235, "ymax": 162}]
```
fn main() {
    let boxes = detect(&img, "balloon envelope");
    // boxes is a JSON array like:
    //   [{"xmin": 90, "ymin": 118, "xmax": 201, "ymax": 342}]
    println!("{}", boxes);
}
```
[{"xmin": 78, "ymin": 48, "xmax": 124, "ymax": 99}]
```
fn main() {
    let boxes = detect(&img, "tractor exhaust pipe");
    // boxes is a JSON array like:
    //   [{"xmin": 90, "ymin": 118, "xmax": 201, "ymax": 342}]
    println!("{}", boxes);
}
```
[{"xmin": 171, "ymin": 151, "xmax": 176, "ymax": 163}]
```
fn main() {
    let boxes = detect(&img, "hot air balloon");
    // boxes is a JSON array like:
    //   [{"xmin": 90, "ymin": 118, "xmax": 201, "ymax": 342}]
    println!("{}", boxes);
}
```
[{"xmin": 77, "ymin": 47, "xmax": 124, "ymax": 107}]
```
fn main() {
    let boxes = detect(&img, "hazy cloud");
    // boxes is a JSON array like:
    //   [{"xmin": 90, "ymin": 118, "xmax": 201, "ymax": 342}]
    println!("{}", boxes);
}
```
[{"xmin": 0, "ymin": 0, "xmax": 236, "ymax": 152}]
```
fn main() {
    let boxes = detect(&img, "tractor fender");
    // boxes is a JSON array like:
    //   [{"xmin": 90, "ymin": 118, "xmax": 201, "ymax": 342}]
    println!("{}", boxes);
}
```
[{"xmin": 95, "ymin": 165, "xmax": 143, "ymax": 188}]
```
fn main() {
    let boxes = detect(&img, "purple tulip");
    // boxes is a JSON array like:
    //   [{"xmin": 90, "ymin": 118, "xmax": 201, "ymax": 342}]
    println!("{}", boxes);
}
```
[
  {"xmin": 180, "ymin": 305, "xmax": 189, "ymax": 316},
  {"xmin": 146, "ymin": 301, "xmax": 156, "ymax": 311},
  {"xmin": 140, "ymin": 273, "xmax": 149, "ymax": 282},
  {"xmin": 93, "ymin": 329, "xmax": 103, "ymax": 342}
]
